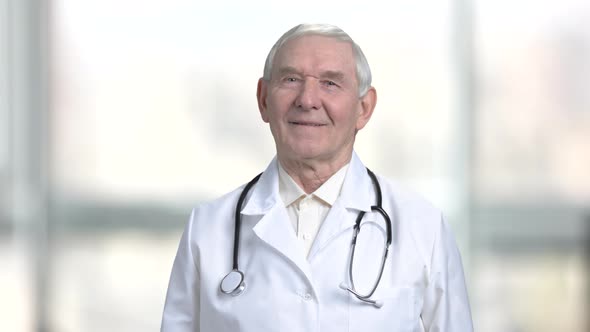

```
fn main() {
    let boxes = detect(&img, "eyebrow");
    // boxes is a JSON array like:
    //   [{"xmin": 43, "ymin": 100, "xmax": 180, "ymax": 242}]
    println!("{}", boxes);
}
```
[
  {"xmin": 320, "ymin": 70, "xmax": 345, "ymax": 82},
  {"xmin": 275, "ymin": 66, "xmax": 346, "ymax": 82},
  {"xmin": 276, "ymin": 66, "xmax": 301, "ymax": 77}
]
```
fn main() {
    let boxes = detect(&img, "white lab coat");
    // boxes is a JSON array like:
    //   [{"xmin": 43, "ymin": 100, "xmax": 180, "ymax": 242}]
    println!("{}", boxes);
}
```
[{"xmin": 161, "ymin": 153, "xmax": 473, "ymax": 332}]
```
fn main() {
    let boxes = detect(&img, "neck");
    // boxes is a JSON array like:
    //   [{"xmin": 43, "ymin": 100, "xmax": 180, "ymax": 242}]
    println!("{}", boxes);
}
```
[{"xmin": 278, "ymin": 152, "xmax": 352, "ymax": 194}]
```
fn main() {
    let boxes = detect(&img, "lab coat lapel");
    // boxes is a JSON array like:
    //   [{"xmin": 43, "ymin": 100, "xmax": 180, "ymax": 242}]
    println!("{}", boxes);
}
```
[
  {"xmin": 241, "ymin": 157, "xmax": 313, "ymax": 282},
  {"xmin": 308, "ymin": 152, "xmax": 374, "ymax": 260}
]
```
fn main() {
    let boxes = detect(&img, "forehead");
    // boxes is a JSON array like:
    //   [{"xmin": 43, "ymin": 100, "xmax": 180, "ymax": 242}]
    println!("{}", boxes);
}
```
[{"xmin": 273, "ymin": 35, "xmax": 356, "ymax": 75}]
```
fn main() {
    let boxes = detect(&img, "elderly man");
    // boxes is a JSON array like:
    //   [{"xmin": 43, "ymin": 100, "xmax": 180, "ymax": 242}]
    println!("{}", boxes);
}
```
[{"xmin": 161, "ymin": 23, "xmax": 473, "ymax": 332}]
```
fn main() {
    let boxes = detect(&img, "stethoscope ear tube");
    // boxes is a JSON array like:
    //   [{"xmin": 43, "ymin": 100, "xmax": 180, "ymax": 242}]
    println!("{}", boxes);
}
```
[
  {"xmin": 342, "ymin": 168, "xmax": 392, "ymax": 307},
  {"xmin": 366, "ymin": 169, "xmax": 392, "ymax": 247},
  {"xmin": 220, "ymin": 173, "xmax": 262, "ymax": 296},
  {"xmin": 232, "ymin": 173, "xmax": 262, "ymax": 270}
]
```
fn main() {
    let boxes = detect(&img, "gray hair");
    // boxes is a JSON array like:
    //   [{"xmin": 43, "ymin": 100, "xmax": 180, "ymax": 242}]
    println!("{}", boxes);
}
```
[{"xmin": 262, "ymin": 23, "xmax": 372, "ymax": 97}]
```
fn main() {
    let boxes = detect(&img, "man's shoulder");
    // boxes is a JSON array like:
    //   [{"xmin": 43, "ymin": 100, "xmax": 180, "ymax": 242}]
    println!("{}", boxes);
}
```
[
  {"xmin": 371, "ymin": 173, "xmax": 448, "ymax": 267},
  {"xmin": 192, "ymin": 182, "xmax": 249, "ymax": 214},
  {"xmin": 374, "ymin": 173, "xmax": 442, "ymax": 219}
]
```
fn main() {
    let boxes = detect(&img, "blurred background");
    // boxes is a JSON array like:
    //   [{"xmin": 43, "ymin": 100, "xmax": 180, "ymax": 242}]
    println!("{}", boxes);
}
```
[{"xmin": 1, "ymin": 0, "xmax": 589, "ymax": 331}]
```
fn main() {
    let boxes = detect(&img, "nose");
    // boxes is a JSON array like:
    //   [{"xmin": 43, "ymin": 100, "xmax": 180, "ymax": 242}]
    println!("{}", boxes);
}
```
[{"xmin": 295, "ymin": 79, "xmax": 321, "ymax": 111}]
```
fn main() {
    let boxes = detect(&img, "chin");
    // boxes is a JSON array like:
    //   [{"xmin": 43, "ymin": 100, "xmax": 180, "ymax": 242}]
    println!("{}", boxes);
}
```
[{"xmin": 285, "ymin": 146, "xmax": 326, "ymax": 161}]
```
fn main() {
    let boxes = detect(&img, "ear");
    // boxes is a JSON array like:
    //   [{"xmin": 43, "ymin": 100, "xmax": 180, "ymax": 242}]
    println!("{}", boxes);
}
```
[
  {"xmin": 355, "ymin": 87, "xmax": 377, "ymax": 131},
  {"xmin": 257, "ymin": 78, "xmax": 270, "ymax": 123}
]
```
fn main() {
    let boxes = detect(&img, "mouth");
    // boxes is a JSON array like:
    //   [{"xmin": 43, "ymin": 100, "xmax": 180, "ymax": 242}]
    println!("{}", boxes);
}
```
[{"xmin": 289, "ymin": 121, "xmax": 326, "ymax": 127}]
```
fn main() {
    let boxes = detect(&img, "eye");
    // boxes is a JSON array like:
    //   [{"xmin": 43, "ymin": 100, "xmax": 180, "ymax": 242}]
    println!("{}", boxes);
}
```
[
  {"xmin": 285, "ymin": 77, "xmax": 299, "ymax": 83},
  {"xmin": 322, "ymin": 80, "xmax": 339, "ymax": 87}
]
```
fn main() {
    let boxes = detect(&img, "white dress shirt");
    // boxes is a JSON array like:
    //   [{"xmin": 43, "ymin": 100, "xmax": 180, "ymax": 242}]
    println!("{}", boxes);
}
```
[{"xmin": 277, "ymin": 162, "xmax": 349, "ymax": 258}]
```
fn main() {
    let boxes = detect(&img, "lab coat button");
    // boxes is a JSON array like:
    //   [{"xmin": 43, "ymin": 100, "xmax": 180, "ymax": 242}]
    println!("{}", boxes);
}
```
[{"xmin": 303, "ymin": 293, "xmax": 312, "ymax": 301}]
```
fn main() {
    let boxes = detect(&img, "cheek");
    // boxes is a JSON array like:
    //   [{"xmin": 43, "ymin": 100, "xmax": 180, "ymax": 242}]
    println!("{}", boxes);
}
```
[
  {"xmin": 267, "ymin": 95, "xmax": 292, "ymax": 117},
  {"xmin": 333, "ymin": 103, "xmax": 362, "ymax": 127},
  {"xmin": 262, "ymin": 100, "xmax": 280, "ymax": 122},
  {"xmin": 271, "ymin": 88, "xmax": 296, "ymax": 104}
]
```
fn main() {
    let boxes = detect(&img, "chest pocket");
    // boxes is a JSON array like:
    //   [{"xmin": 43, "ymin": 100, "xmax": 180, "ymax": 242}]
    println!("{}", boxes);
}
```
[{"xmin": 348, "ymin": 286, "xmax": 420, "ymax": 332}]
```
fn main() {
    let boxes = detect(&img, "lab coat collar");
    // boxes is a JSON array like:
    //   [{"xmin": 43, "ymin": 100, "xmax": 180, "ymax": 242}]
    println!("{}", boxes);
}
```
[
  {"xmin": 307, "ymin": 152, "xmax": 373, "ymax": 258},
  {"xmin": 240, "ymin": 157, "xmax": 312, "ymax": 282},
  {"xmin": 339, "ymin": 151, "xmax": 373, "ymax": 213},
  {"xmin": 240, "ymin": 156, "xmax": 281, "ymax": 215}
]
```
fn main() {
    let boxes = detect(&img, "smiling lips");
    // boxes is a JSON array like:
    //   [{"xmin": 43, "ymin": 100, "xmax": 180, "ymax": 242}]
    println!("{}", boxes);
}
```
[{"xmin": 289, "ymin": 121, "xmax": 326, "ymax": 127}]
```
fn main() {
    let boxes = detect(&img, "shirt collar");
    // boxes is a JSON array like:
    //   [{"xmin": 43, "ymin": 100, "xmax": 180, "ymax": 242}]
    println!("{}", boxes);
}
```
[
  {"xmin": 278, "ymin": 163, "xmax": 306, "ymax": 206},
  {"xmin": 278, "ymin": 161, "xmax": 349, "ymax": 207},
  {"xmin": 241, "ymin": 151, "xmax": 372, "ymax": 216}
]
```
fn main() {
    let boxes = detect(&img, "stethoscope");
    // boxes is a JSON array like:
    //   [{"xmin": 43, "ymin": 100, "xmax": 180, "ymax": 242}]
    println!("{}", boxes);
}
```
[{"xmin": 220, "ymin": 168, "xmax": 392, "ymax": 308}]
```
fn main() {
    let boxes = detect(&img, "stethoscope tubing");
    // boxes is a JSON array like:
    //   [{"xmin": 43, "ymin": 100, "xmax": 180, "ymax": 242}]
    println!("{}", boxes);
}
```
[
  {"xmin": 222, "ymin": 168, "xmax": 392, "ymax": 304},
  {"xmin": 232, "ymin": 173, "xmax": 262, "ymax": 270}
]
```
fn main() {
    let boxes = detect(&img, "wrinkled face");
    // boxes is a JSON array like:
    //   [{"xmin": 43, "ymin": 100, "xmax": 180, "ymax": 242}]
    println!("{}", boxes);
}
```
[{"xmin": 257, "ymin": 35, "xmax": 375, "ymax": 164}]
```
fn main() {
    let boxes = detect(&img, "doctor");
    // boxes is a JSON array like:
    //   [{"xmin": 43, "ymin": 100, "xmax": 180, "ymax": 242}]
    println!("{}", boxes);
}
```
[{"xmin": 161, "ymin": 23, "xmax": 473, "ymax": 331}]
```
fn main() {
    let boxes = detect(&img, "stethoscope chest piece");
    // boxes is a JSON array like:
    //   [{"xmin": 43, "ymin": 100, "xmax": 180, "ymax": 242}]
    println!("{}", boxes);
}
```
[{"xmin": 220, "ymin": 269, "xmax": 246, "ymax": 296}]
